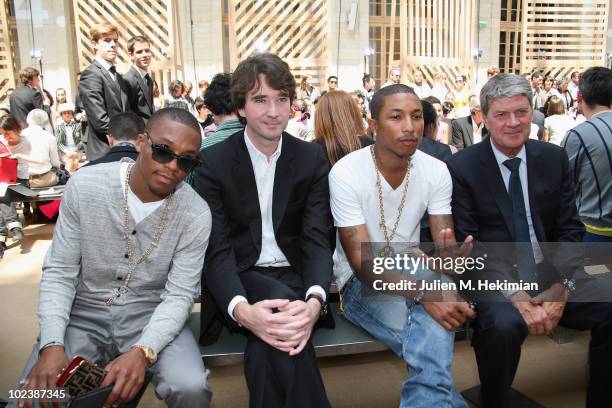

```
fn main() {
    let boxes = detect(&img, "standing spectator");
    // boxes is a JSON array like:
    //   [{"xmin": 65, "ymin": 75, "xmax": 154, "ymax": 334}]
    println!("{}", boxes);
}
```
[
  {"xmin": 198, "ymin": 79, "xmax": 209, "ymax": 99},
  {"xmin": 486, "ymin": 66, "xmax": 500, "ymax": 79},
  {"xmin": 431, "ymin": 71, "xmax": 449, "ymax": 102},
  {"xmin": 423, "ymin": 96, "xmax": 453, "ymax": 148},
  {"xmin": 544, "ymin": 95, "xmax": 575, "ymax": 145},
  {"xmin": 381, "ymin": 67, "xmax": 401, "ymax": 88},
  {"xmin": 539, "ymin": 75, "xmax": 561, "ymax": 111},
  {"xmin": 409, "ymin": 68, "xmax": 431, "ymax": 99},
  {"xmin": 568, "ymin": 71, "xmax": 580, "ymax": 100},
  {"xmin": 452, "ymin": 75, "xmax": 471, "ymax": 117},
  {"xmin": 52, "ymin": 88, "xmax": 68, "ymax": 127},
  {"xmin": 183, "ymin": 81, "xmax": 195, "ymax": 109},
  {"xmin": 563, "ymin": 66, "xmax": 612, "ymax": 243},
  {"xmin": 194, "ymin": 97, "xmax": 214, "ymax": 135},
  {"xmin": 79, "ymin": 22, "xmax": 130, "ymax": 161},
  {"xmin": 55, "ymin": 102, "xmax": 84, "ymax": 172},
  {"xmin": 296, "ymin": 75, "xmax": 321, "ymax": 103},
  {"xmin": 164, "ymin": 80, "xmax": 189, "ymax": 111},
  {"xmin": 20, "ymin": 109, "xmax": 60, "ymax": 188},
  {"xmin": 124, "ymin": 36, "xmax": 154, "ymax": 122},
  {"xmin": 558, "ymin": 77, "xmax": 576, "ymax": 115},
  {"xmin": 152, "ymin": 80, "xmax": 163, "ymax": 111},
  {"xmin": 359, "ymin": 74, "xmax": 375, "ymax": 116},
  {"xmin": 84, "ymin": 112, "xmax": 144, "ymax": 167},
  {"xmin": 321, "ymin": 75, "xmax": 338, "ymax": 95},
  {"xmin": 199, "ymin": 73, "xmax": 243, "ymax": 150},
  {"xmin": 530, "ymin": 71, "xmax": 544, "ymax": 110},
  {"xmin": 9, "ymin": 67, "xmax": 43, "ymax": 128}
]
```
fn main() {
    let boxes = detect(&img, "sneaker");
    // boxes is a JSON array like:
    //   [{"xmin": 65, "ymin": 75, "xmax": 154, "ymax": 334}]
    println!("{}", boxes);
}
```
[{"xmin": 10, "ymin": 227, "xmax": 24, "ymax": 241}]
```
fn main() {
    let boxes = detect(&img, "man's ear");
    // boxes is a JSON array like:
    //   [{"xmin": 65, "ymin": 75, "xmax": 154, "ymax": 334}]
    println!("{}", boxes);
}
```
[
  {"xmin": 106, "ymin": 134, "xmax": 114, "ymax": 147},
  {"xmin": 368, "ymin": 117, "xmax": 378, "ymax": 135},
  {"xmin": 134, "ymin": 133, "xmax": 145, "ymax": 153}
]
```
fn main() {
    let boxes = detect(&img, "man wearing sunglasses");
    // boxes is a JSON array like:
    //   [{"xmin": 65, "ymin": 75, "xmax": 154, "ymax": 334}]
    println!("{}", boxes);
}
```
[
  {"xmin": 194, "ymin": 53, "xmax": 332, "ymax": 407},
  {"xmin": 13, "ymin": 108, "xmax": 212, "ymax": 408}
]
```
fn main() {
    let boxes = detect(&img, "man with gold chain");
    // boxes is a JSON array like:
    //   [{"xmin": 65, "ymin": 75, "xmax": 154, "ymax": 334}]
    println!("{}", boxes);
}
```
[
  {"xmin": 329, "ymin": 84, "xmax": 474, "ymax": 407},
  {"xmin": 10, "ymin": 108, "xmax": 212, "ymax": 408}
]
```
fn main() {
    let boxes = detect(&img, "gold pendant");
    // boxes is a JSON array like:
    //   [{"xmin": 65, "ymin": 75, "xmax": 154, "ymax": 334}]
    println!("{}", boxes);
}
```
[{"xmin": 378, "ymin": 244, "xmax": 395, "ymax": 258}]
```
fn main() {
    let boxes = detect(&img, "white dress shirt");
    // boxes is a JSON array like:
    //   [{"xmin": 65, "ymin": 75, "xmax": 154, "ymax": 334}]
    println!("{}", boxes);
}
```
[
  {"xmin": 227, "ymin": 131, "xmax": 326, "ymax": 320},
  {"xmin": 95, "ymin": 56, "xmax": 117, "ymax": 81},
  {"xmin": 472, "ymin": 119, "xmax": 485, "ymax": 144}
]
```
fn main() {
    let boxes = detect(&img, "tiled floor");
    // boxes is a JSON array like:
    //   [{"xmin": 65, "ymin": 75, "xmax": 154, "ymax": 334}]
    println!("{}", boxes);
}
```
[{"xmin": 0, "ymin": 222, "xmax": 591, "ymax": 407}]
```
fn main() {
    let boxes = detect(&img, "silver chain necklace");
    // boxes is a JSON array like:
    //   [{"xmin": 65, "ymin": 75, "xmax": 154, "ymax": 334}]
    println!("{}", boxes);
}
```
[
  {"xmin": 370, "ymin": 145, "xmax": 411, "ymax": 257},
  {"xmin": 105, "ymin": 164, "xmax": 174, "ymax": 305}
]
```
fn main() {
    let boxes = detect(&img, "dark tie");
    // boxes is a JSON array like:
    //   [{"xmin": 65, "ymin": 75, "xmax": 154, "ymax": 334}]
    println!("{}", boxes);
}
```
[
  {"xmin": 109, "ymin": 65, "xmax": 116, "ymax": 76},
  {"xmin": 503, "ymin": 158, "xmax": 537, "ymax": 283},
  {"xmin": 144, "ymin": 73, "xmax": 153, "ymax": 94}
]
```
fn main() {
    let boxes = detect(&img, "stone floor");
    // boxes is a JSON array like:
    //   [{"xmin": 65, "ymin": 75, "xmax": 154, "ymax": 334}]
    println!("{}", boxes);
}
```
[{"xmin": 0, "ymin": 222, "xmax": 592, "ymax": 407}]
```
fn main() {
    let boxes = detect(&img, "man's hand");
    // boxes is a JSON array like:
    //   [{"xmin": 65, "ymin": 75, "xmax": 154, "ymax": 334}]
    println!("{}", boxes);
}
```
[
  {"xmin": 276, "ymin": 299, "xmax": 320, "ymax": 356},
  {"xmin": 18, "ymin": 345, "xmax": 68, "ymax": 408},
  {"xmin": 416, "ymin": 226, "xmax": 474, "ymax": 276},
  {"xmin": 421, "ymin": 290, "xmax": 476, "ymax": 331},
  {"xmin": 510, "ymin": 291, "xmax": 553, "ymax": 335},
  {"xmin": 530, "ymin": 283, "xmax": 569, "ymax": 329},
  {"xmin": 100, "ymin": 348, "xmax": 147, "ymax": 407}
]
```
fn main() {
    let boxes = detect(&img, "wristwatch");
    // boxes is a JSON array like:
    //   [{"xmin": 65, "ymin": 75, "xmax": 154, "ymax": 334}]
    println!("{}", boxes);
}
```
[
  {"xmin": 132, "ymin": 345, "xmax": 157, "ymax": 366},
  {"xmin": 306, "ymin": 293, "xmax": 328, "ymax": 320},
  {"xmin": 561, "ymin": 278, "xmax": 576, "ymax": 294}
]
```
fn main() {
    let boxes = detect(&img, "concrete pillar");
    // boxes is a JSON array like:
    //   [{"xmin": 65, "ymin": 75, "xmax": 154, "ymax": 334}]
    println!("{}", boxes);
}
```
[
  {"xmin": 473, "ymin": 0, "xmax": 501, "ymax": 91},
  {"xmin": 326, "ymin": 0, "xmax": 369, "ymax": 93},
  {"xmin": 177, "ymin": 0, "xmax": 224, "ymax": 92},
  {"xmin": 13, "ymin": 0, "xmax": 77, "ymax": 101}
]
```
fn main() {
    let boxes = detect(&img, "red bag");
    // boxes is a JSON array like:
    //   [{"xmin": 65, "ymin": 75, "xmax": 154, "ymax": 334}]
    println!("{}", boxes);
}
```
[{"xmin": 0, "ymin": 157, "xmax": 17, "ymax": 183}]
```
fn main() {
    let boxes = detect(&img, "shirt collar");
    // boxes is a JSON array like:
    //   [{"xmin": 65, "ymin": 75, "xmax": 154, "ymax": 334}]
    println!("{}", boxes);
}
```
[
  {"xmin": 95, "ymin": 55, "xmax": 115, "ymax": 72},
  {"xmin": 472, "ymin": 118, "xmax": 484, "ymax": 133},
  {"xmin": 135, "ymin": 65, "xmax": 148, "ymax": 79},
  {"xmin": 244, "ymin": 129, "xmax": 282, "ymax": 163},
  {"xmin": 490, "ymin": 137, "xmax": 526, "ymax": 166}
]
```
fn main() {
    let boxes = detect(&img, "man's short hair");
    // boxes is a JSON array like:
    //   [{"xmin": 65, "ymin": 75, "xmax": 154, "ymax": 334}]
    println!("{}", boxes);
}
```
[
  {"xmin": 169, "ymin": 79, "xmax": 184, "ymax": 94},
  {"xmin": 90, "ymin": 22, "xmax": 119, "ymax": 43},
  {"xmin": 578, "ymin": 67, "xmax": 612, "ymax": 108},
  {"xmin": 531, "ymin": 71, "xmax": 542, "ymax": 80},
  {"xmin": 422, "ymin": 96, "xmax": 441, "ymax": 105},
  {"xmin": 362, "ymin": 74, "xmax": 372, "ymax": 86},
  {"xmin": 145, "ymin": 107, "xmax": 201, "ymax": 138},
  {"xmin": 327, "ymin": 76, "xmax": 338, "ymax": 83},
  {"xmin": 26, "ymin": 109, "xmax": 48, "ymax": 127},
  {"xmin": 204, "ymin": 73, "xmax": 235, "ymax": 116},
  {"xmin": 421, "ymin": 99, "xmax": 437, "ymax": 127},
  {"xmin": 230, "ymin": 52, "xmax": 296, "ymax": 112},
  {"xmin": 389, "ymin": 68, "xmax": 400, "ymax": 76},
  {"xmin": 369, "ymin": 84, "xmax": 418, "ymax": 120},
  {"xmin": 487, "ymin": 66, "xmax": 500, "ymax": 76},
  {"xmin": 109, "ymin": 112, "xmax": 145, "ymax": 142},
  {"xmin": 468, "ymin": 95, "xmax": 481, "ymax": 113},
  {"xmin": 571, "ymin": 71, "xmax": 580, "ymax": 80},
  {"xmin": 127, "ymin": 35, "xmax": 150, "ymax": 53},
  {"xmin": 18, "ymin": 67, "xmax": 40, "ymax": 86},
  {"xmin": 480, "ymin": 74, "xmax": 533, "ymax": 116}
]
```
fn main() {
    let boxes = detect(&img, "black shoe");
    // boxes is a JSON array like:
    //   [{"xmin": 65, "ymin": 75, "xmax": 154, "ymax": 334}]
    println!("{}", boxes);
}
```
[
  {"xmin": 10, "ymin": 227, "xmax": 24, "ymax": 241},
  {"xmin": 0, "ymin": 243, "xmax": 5, "ymax": 261}
]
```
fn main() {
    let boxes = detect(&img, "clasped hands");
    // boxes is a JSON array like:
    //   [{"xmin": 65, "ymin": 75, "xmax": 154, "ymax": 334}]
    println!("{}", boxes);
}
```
[
  {"xmin": 510, "ymin": 283, "xmax": 569, "ymax": 335},
  {"xmin": 234, "ymin": 298, "xmax": 321, "ymax": 356}
]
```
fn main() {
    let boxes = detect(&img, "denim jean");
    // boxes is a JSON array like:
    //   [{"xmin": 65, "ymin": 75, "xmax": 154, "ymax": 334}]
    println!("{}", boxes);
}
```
[{"xmin": 342, "ymin": 276, "xmax": 467, "ymax": 408}]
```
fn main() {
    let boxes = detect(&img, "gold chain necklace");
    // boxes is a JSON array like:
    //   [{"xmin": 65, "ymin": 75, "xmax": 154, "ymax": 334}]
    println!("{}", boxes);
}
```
[
  {"xmin": 370, "ymin": 145, "xmax": 411, "ymax": 257},
  {"xmin": 105, "ymin": 164, "xmax": 174, "ymax": 305}
]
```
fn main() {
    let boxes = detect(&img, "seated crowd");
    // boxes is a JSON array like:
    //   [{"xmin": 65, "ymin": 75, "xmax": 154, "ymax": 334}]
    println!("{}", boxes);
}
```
[{"xmin": 1, "ymin": 21, "xmax": 612, "ymax": 408}]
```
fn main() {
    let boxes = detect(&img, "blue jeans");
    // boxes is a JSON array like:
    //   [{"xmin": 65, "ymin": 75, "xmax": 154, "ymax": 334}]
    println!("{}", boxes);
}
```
[{"xmin": 342, "ymin": 276, "xmax": 467, "ymax": 408}]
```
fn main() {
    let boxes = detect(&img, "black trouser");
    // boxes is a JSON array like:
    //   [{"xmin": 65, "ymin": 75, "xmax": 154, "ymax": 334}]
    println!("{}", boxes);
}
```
[
  {"xmin": 240, "ymin": 266, "xmax": 330, "ymax": 408},
  {"xmin": 472, "ymin": 274, "xmax": 612, "ymax": 408}
]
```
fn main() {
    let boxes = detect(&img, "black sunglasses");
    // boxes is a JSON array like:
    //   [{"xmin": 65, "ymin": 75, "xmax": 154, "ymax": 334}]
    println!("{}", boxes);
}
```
[{"xmin": 146, "ymin": 133, "xmax": 201, "ymax": 172}]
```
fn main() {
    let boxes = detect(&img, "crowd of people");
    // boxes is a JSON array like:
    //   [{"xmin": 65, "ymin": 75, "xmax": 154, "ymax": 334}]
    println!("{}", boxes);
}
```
[{"xmin": 1, "ymin": 19, "xmax": 611, "ymax": 408}]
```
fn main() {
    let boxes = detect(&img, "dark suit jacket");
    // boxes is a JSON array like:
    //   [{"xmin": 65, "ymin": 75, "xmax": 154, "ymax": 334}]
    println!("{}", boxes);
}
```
[
  {"xmin": 193, "ymin": 131, "xmax": 333, "ymax": 325},
  {"xmin": 446, "ymin": 138, "xmax": 584, "ymax": 285},
  {"xmin": 450, "ymin": 115, "xmax": 488, "ymax": 150},
  {"xmin": 531, "ymin": 109, "xmax": 545, "ymax": 141},
  {"xmin": 124, "ymin": 66, "xmax": 154, "ymax": 121},
  {"xmin": 9, "ymin": 85, "xmax": 43, "ymax": 127},
  {"xmin": 78, "ymin": 60, "xmax": 130, "ymax": 161},
  {"xmin": 83, "ymin": 144, "xmax": 138, "ymax": 167},
  {"xmin": 418, "ymin": 137, "xmax": 452, "ymax": 162}
]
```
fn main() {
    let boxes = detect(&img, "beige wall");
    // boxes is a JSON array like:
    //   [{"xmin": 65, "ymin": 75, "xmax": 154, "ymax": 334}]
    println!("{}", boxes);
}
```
[{"xmin": 474, "ymin": 0, "xmax": 501, "ymax": 89}]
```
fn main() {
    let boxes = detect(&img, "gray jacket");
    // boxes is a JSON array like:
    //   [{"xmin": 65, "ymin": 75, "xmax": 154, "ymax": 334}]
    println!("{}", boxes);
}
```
[{"xmin": 38, "ymin": 160, "xmax": 211, "ymax": 353}]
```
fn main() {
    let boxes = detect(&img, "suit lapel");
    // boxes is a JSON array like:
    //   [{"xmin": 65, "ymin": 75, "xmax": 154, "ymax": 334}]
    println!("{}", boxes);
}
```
[
  {"xmin": 480, "ymin": 140, "xmax": 515, "ymax": 238},
  {"xmin": 132, "ymin": 67, "xmax": 153, "ymax": 111},
  {"xmin": 93, "ymin": 60, "xmax": 123, "ymax": 109},
  {"xmin": 232, "ymin": 134, "xmax": 262, "ymax": 247},
  {"xmin": 272, "ymin": 134, "xmax": 295, "ymax": 233},
  {"xmin": 525, "ymin": 141, "xmax": 546, "ymax": 241},
  {"xmin": 466, "ymin": 116, "xmax": 474, "ymax": 145}
]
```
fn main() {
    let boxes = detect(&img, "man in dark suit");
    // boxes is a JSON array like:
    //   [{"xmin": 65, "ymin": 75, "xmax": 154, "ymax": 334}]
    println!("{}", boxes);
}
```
[
  {"xmin": 84, "ymin": 112, "xmax": 143, "ymax": 167},
  {"xmin": 450, "ymin": 95, "xmax": 488, "ymax": 149},
  {"xmin": 124, "ymin": 36, "xmax": 154, "ymax": 122},
  {"xmin": 78, "ymin": 22, "xmax": 130, "ymax": 161},
  {"xmin": 9, "ymin": 67, "xmax": 43, "ymax": 127},
  {"xmin": 193, "ymin": 53, "xmax": 331, "ymax": 408},
  {"xmin": 447, "ymin": 73, "xmax": 612, "ymax": 408}
]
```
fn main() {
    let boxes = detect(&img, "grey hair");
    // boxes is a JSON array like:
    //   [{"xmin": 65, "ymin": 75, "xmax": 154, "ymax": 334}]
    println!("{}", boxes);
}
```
[
  {"xmin": 26, "ymin": 109, "xmax": 49, "ymax": 127},
  {"xmin": 480, "ymin": 74, "xmax": 533, "ymax": 116}
]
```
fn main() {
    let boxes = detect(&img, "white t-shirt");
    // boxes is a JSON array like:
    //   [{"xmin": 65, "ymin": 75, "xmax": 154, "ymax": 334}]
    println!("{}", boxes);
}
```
[
  {"xmin": 329, "ymin": 147, "xmax": 452, "ymax": 289},
  {"xmin": 120, "ymin": 162, "xmax": 165, "ymax": 224},
  {"xmin": 544, "ymin": 114, "xmax": 575, "ymax": 145}
]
